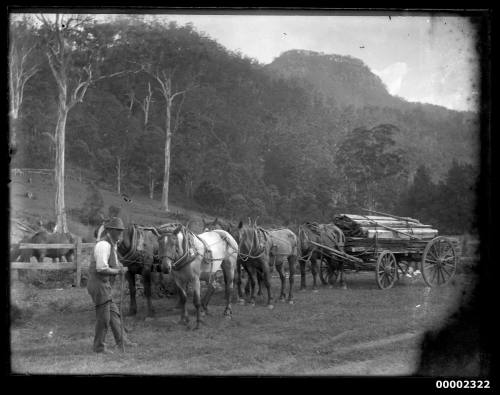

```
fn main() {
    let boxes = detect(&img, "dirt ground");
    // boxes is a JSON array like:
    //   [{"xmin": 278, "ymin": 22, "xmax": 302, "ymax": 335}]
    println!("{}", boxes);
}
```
[{"xmin": 9, "ymin": 269, "xmax": 479, "ymax": 376}]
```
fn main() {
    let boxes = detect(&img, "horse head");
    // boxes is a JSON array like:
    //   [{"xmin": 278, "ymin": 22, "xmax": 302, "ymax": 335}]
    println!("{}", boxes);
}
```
[
  {"xmin": 158, "ymin": 224, "xmax": 185, "ymax": 274},
  {"xmin": 237, "ymin": 220, "xmax": 261, "ymax": 257},
  {"xmin": 202, "ymin": 217, "xmax": 222, "ymax": 232}
]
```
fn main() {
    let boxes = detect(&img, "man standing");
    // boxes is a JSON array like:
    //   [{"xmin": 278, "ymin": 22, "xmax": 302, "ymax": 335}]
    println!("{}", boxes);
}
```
[{"xmin": 87, "ymin": 217, "xmax": 137, "ymax": 354}]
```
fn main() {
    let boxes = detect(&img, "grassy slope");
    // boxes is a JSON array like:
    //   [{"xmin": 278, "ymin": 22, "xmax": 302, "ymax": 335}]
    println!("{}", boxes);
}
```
[{"xmin": 10, "ymin": 170, "xmax": 215, "ymax": 242}]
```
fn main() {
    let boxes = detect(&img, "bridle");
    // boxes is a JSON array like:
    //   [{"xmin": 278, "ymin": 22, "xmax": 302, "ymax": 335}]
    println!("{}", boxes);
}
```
[{"xmin": 158, "ymin": 228, "xmax": 198, "ymax": 271}]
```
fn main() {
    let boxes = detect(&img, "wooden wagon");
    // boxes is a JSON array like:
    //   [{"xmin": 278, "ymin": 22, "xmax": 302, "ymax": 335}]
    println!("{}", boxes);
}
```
[{"xmin": 313, "ymin": 210, "xmax": 460, "ymax": 290}]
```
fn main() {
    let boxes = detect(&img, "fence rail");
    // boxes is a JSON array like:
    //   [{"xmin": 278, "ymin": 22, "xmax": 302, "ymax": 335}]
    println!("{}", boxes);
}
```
[
  {"xmin": 11, "ymin": 240, "xmax": 96, "ymax": 287},
  {"xmin": 11, "ymin": 168, "xmax": 84, "ymax": 182}
]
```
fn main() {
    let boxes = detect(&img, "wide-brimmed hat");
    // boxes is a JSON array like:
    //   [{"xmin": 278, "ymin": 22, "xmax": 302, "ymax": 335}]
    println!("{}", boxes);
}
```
[{"xmin": 105, "ymin": 217, "xmax": 125, "ymax": 230}]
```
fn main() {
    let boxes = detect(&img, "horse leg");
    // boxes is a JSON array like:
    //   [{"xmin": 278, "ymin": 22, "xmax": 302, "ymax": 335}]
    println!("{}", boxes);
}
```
[
  {"xmin": 142, "ymin": 264, "xmax": 155, "ymax": 317},
  {"xmin": 174, "ymin": 283, "xmax": 185, "ymax": 310},
  {"xmin": 244, "ymin": 263, "xmax": 255, "ymax": 297},
  {"xmin": 339, "ymin": 263, "xmax": 347, "ymax": 290},
  {"xmin": 201, "ymin": 282, "xmax": 215, "ymax": 315},
  {"xmin": 236, "ymin": 260, "xmax": 245, "ymax": 304},
  {"xmin": 175, "ymin": 279, "xmax": 189, "ymax": 326},
  {"xmin": 221, "ymin": 259, "xmax": 234, "ymax": 318},
  {"xmin": 311, "ymin": 257, "xmax": 319, "ymax": 291},
  {"xmin": 261, "ymin": 262, "xmax": 274, "ymax": 309},
  {"xmin": 126, "ymin": 271, "xmax": 137, "ymax": 316},
  {"xmin": 299, "ymin": 257, "xmax": 307, "ymax": 290},
  {"xmin": 193, "ymin": 278, "xmax": 203, "ymax": 330},
  {"xmin": 257, "ymin": 270, "xmax": 263, "ymax": 296},
  {"xmin": 244, "ymin": 279, "xmax": 251, "ymax": 296},
  {"xmin": 275, "ymin": 262, "xmax": 286, "ymax": 302},
  {"xmin": 246, "ymin": 265, "xmax": 257, "ymax": 306},
  {"xmin": 287, "ymin": 255, "xmax": 296, "ymax": 304}
]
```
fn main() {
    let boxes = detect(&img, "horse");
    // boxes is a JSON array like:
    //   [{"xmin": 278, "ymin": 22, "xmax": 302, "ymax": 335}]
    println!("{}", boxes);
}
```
[
  {"xmin": 11, "ymin": 229, "xmax": 75, "ymax": 263},
  {"xmin": 202, "ymin": 218, "xmax": 263, "ymax": 300},
  {"xmin": 158, "ymin": 224, "xmax": 238, "ymax": 329},
  {"xmin": 297, "ymin": 222, "xmax": 347, "ymax": 290},
  {"xmin": 94, "ymin": 222, "xmax": 171, "ymax": 318},
  {"xmin": 236, "ymin": 220, "xmax": 298, "ymax": 307}
]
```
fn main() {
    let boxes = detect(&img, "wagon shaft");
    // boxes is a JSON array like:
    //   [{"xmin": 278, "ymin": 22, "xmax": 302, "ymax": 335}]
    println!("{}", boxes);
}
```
[{"xmin": 309, "ymin": 240, "xmax": 363, "ymax": 265}]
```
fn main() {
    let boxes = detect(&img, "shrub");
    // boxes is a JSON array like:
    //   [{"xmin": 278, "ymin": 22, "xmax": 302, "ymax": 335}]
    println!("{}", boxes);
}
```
[
  {"xmin": 193, "ymin": 181, "xmax": 226, "ymax": 210},
  {"xmin": 107, "ymin": 205, "xmax": 121, "ymax": 218},
  {"xmin": 78, "ymin": 183, "xmax": 105, "ymax": 225},
  {"xmin": 227, "ymin": 193, "xmax": 249, "ymax": 219}
]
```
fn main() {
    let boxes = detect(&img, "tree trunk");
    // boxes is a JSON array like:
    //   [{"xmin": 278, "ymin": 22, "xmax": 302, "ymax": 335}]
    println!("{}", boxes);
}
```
[
  {"xmin": 9, "ymin": 116, "xmax": 19, "ymax": 153},
  {"xmin": 161, "ymin": 100, "xmax": 172, "ymax": 211},
  {"xmin": 117, "ymin": 156, "xmax": 121, "ymax": 195},
  {"xmin": 54, "ymin": 106, "xmax": 69, "ymax": 234},
  {"xmin": 149, "ymin": 167, "xmax": 154, "ymax": 200}
]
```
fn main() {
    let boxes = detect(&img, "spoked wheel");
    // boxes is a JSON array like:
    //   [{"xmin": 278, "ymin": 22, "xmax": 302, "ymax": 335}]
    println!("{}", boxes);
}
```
[
  {"xmin": 421, "ymin": 236, "xmax": 458, "ymax": 287},
  {"xmin": 375, "ymin": 251, "xmax": 397, "ymax": 290},
  {"xmin": 319, "ymin": 259, "xmax": 338, "ymax": 285}
]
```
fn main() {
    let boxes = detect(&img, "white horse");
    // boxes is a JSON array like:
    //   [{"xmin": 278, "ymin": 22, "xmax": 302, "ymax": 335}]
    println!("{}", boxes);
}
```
[{"xmin": 158, "ymin": 225, "xmax": 238, "ymax": 329}]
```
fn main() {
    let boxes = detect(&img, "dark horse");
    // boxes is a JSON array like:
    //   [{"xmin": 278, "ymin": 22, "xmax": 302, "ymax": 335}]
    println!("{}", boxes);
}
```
[
  {"xmin": 11, "ymin": 229, "xmax": 75, "ymax": 263},
  {"xmin": 297, "ymin": 222, "xmax": 347, "ymax": 290},
  {"xmin": 202, "ymin": 218, "xmax": 264, "ymax": 300},
  {"xmin": 95, "ymin": 222, "xmax": 166, "ymax": 318},
  {"xmin": 236, "ymin": 220, "xmax": 298, "ymax": 307},
  {"xmin": 158, "ymin": 224, "xmax": 238, "ymax": 329}
]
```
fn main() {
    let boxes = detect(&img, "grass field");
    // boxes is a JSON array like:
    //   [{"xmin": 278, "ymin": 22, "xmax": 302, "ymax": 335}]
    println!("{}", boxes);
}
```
[
  {"xmin": 10, "ymin": 270, "xmax": 477, "ymax": 376},
  {"xmin": 9, "ymin": 169, "xmax": 483, "ymax": 376}
]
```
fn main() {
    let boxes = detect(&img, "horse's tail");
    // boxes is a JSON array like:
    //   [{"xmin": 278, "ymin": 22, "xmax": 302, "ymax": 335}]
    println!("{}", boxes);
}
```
[{"xmin": 288, "ymin": 228, "xmax": 299, "ymax": 256}]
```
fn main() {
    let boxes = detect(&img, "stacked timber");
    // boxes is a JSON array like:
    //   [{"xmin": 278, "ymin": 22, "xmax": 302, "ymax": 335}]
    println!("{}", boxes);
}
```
[{"xmin": 333, "ymin": 214, "xmax": 438, "ymax": 240}]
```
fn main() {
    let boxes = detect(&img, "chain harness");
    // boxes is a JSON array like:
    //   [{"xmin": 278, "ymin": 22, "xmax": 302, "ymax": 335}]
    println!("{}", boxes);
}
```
[{"xmin": 158, "ymin": 227, "xmax": 237, "ymax": 278}]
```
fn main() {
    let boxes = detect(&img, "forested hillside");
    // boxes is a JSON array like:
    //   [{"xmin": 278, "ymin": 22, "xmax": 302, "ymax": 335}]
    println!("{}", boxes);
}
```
[
  {"xmin": 266, "ymin": 49, "xmax": 480, "ymax": 180},
  {"xmin": 10, "ymin": 15, "xmax": 479, "ymax": 234}
]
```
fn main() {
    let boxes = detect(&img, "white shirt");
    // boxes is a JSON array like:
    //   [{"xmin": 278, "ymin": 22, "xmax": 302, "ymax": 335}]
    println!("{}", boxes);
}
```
[{"xmin": 94, "ymin": 240, "xmax": 121, "ymax": 272}]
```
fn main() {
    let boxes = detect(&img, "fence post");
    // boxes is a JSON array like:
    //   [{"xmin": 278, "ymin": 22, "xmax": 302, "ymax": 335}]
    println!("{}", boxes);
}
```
[{"xmin": 75, "ymin": 238, "xmax": 82, "ymax": 287}]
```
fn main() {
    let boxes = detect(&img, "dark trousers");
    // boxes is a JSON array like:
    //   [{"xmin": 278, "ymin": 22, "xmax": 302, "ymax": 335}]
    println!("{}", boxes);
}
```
[{"xmin": 93, "ymin": 300, "xmax": 124, "ymax": 352}]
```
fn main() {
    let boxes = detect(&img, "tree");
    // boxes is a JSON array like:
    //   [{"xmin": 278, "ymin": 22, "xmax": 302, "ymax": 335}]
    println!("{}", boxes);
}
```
[
  {"xmin": 37, "ymin": 14, "xmax": 133, "ymax": 232},
  {"xmin": 38, "ymin": 14, "xmax": 97, "ymax": 232},
  {"xmin": 398, "ymin": 165, "xmax": 437, "ymax": 224},
  {"xmin": 336, "ymin": 124, "xmax": 409, "ymax": 211},
  {"xmin": 142, "ymin": 65, "xmax": 197, "ymax": 211},
  {"xmin": 9, "ymin": 17, "xmax": 39, "ymax": 153},
  {"xmin": 434, "ymin": 161, "xmax": 478, "ymax": 234}
]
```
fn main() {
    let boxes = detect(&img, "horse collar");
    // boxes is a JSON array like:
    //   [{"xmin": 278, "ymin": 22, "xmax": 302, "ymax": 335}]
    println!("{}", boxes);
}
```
[{"xmin": 172, "ymin": 230, "xmax": 197, "ymax": 271}]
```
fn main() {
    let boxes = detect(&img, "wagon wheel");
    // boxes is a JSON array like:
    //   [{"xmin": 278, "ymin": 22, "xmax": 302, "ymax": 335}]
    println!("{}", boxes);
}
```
[
  {"xmin": 375, "ymin": 251, "xmax": 397, "ymax": 290},
  {"xmin": 421, "ymin": 236, "xmax": 457, "ymax": 287},
  {"xmin": 319, "ymin": 258, "xmax": 338, "ymax": 285}
]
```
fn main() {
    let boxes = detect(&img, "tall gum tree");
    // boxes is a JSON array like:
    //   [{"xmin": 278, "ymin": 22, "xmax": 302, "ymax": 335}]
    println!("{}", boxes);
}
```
[
  {"xmin": 9, "ymin": 17, "xmax": 39, "ymax": 153},
  {"xmin": 38, "ymin": 14, "xmax": 132, "ymax": 232},
  {"xmin": 143, "ymin": 66, "xmax": 196, "ymax": 211}
]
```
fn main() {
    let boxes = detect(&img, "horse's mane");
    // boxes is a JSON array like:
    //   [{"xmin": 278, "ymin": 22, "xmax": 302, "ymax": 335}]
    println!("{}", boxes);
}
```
[{"xmin": 157, "ymin": 222, "xmax": 184, "ymax": 235}]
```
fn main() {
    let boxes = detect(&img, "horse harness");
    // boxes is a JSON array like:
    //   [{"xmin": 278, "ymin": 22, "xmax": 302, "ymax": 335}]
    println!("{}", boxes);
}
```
[
  {"xmin": 238, "ymin": 226, "xmax": 294, "ymax": 262},
  {"xmin": 164, "ymin": 229, "xmax": 217, "ymax": 273},
  {"xmin": 117, "ymin": 225, "xmax": 161, "ymax": 271},
  {"xmin": 298, "ymin": 223, "xmax": 345, "ymax": 264}
]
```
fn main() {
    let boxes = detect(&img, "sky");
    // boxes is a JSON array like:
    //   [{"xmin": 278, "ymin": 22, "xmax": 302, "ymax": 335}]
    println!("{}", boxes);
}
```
[
  {"xmin": 158, "ymin": 13, "xmax": 480, "ymax": 112},
  {"xmin": 14, "ymin": 11, "xmax": 481, "ymax": 112}
]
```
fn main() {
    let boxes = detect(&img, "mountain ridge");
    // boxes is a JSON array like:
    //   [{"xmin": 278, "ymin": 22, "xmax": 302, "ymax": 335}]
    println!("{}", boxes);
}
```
[{"xmin": 264, "ymin": 49, "xmax": 479, "ymax": 180}]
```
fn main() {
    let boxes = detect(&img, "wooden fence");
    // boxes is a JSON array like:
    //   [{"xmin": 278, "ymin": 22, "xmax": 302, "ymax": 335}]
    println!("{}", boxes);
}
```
[
  {"xmin": 11, "ymin": 167, "xmax": 84, "ymax": 183},
  {"xmin": 11, "ymin": 240, "xmax": 96, "ymax": 287}
]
